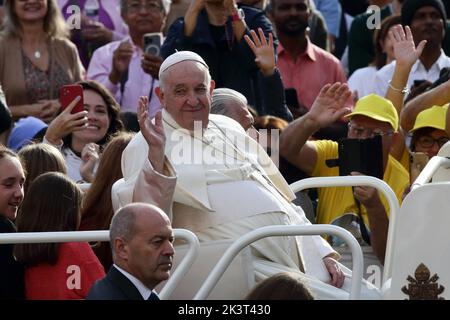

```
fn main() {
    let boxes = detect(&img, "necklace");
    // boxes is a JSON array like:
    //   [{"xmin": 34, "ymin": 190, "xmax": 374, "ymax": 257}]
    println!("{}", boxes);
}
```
[{"xmin": 34, "ymin": 50, "xmax": 41, "ymax": 59}]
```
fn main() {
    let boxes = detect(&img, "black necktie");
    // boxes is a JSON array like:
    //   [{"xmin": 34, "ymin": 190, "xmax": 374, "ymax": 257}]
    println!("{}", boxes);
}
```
[{"xmin": 148, "ymin": 291, "xmax": 160, "ymax": 300}]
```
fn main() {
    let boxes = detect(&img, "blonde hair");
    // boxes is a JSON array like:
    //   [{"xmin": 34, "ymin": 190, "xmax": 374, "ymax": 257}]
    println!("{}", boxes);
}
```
[{"xmin": 3, "ymin": 0, "xmax": 69, "ymax": 39}]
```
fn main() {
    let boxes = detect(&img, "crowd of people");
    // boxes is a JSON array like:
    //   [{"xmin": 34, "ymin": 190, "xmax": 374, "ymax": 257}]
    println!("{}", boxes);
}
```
[{"xmin": 1, "ymin": 0, "xmax": 450, "ymax": 300}]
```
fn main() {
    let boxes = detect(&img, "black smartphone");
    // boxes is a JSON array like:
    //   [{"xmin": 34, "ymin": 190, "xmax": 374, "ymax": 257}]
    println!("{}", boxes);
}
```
[
  {"xmin": 143, "ymin": 32, "xmax": 162, "ymax": 56},
  {"xmin": 413, "ymin": 79, "xmax": 427, "ymax": 87},
  {"xmin": 336, "ymin": 135, "xmax": 383, "ymax": 179},
  {"xmin": 428, "ymin": 67, "xmax": 450, "ymax": 90}
]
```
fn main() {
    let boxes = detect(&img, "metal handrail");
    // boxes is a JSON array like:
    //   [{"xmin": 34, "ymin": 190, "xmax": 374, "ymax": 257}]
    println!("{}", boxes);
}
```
[
  {"xmin": 289, "ymin": 176, "xmax": 399, "ymax": 286},
  {"xmin": 0, "ymin": 228, "xmax": 199, "ymax": 300},
  {"xmin": 411, "ymin": 156, "xmax": 450, "ymax": 191},
  {"xmin": 194, "ymin": 224, "xmax": 364, "ymax": 300}
]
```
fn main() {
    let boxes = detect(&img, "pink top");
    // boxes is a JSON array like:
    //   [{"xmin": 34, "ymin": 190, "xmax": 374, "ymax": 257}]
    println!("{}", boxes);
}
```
[
  {"xmin": 277, "ymin": 39, "xmax": 351, "ymax": 110},
  {"xmin": 25, "ymin": 242, "xmax": 105, "ymax": 300},
  {"xmin": 87, "ymin": 37, "xmax": 162, "ymax": 117}
]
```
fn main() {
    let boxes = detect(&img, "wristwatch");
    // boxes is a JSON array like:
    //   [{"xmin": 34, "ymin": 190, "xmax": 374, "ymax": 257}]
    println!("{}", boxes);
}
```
[{"xmin": 230, "ymin": 8, "xmax": 245, "ymax": 22}]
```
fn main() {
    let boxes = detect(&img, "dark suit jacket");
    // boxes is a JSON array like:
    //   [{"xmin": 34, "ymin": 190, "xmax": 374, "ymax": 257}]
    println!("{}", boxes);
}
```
[
  {"xmin": 0, "ymin": 216, "xmax": 25, "ymax": 300},
  {"xmin": 87, "ymin": 266, "xmax": 145, "ymax": 300}
]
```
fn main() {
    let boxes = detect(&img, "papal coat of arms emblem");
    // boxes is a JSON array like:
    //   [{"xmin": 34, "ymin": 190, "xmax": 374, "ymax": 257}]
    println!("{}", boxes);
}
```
[{"xmin": 401, "ymin": 263, "xmax": 445, "ymax": 300}]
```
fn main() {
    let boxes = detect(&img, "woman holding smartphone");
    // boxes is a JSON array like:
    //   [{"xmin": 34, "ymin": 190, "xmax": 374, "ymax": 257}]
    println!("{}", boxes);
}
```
[{"xmin": 44, "ymin": 80, "xmax": 123, "ymax": 183}]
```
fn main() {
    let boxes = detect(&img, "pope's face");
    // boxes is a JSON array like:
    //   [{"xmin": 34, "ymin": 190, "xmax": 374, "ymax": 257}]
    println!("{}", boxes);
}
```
[{"xmin": 156, "ymin": 61, "xmax": 215, "ymax": 130}]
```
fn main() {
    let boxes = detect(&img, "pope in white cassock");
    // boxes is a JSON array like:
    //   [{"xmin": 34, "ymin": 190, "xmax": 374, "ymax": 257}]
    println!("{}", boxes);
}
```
[{"xmin": 112, "ymin": 51, "xmax": 380, "ymax": 299}]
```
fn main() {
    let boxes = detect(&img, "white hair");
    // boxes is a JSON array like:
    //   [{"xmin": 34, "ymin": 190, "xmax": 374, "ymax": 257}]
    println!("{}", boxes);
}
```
[{"xmin": 120, "ymin": 0, "xmax": 172, "ymax": 15}]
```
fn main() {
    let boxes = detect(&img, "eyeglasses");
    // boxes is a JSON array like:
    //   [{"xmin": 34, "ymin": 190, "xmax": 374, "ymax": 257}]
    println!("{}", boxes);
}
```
[
  {"xmin": 126, "ymin": 1, "xmax": 163, "ymax": 13},
  {"xmin": 348, "ymin": 122, "xmax": 393, "ymax": 139},
  {"xmin": 417, "ymin": 136, "xmax": 449, "ymax": 148}
]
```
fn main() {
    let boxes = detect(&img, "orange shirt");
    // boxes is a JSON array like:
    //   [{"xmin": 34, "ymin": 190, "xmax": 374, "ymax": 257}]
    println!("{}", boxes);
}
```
[{"xmin": 277, "ymin": 39, "xmax": 351, "ymax": 110}]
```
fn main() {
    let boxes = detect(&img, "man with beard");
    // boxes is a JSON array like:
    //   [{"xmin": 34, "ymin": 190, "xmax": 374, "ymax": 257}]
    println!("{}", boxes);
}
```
[
  {"xmin": 374, "ymin": 0, "xmax": 450, "ymax": 97},
  {"xmin": 267, "ymin": 0, "xmax": 350, "ymax": 140}
]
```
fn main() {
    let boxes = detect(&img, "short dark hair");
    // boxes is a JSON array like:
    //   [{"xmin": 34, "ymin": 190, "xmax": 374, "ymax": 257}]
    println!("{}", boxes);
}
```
[
  {"xmin": 401, "ymin": 0, "xmax": 447, "ymax": 27},
  {"xmin": 245, "ymin": 272, "xmax": 315, "ymax": 300},
  {"xmin": 14, "ymin": 172, "xmax": 82, "ymax": 266},
  {"xmin": 410, "ymin": 127, "xmax": 437, "ymax": 152},
  {"xmin": 267, "ymin": 0, "xmax": 310, "ymax": 12},
  {"xmin": 81, "ymin": 132, "xmax": 135, "ymax": 231}
]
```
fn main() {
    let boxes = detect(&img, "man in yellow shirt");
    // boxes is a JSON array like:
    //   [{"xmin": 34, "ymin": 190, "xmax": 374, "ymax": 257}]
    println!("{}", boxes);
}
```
[{"xmin": 280, "ymin": 87, "xmax": 409, "ymax": 265}]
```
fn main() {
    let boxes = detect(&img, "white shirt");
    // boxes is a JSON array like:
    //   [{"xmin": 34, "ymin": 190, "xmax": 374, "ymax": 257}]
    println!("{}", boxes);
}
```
[
  {"xmin": 374, "ymin": 50, "xmax": 450, "ymax": 97},
  {"xmin": 114, "ymin": 264, "xmax": 155, "ymax": 300},
  {"xmin": 348, "ymin": 66, "xmax": 377, "ymax": 100}
]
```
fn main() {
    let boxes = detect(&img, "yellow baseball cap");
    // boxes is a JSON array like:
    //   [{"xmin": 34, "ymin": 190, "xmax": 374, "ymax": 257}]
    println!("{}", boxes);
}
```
[
  {"xmin": 410, "ymin": 104, "xmax": 448, "ymax": 133},
  {"xmin": 345, "ymin": 94, "xmax": 398, "ymax": 131}
]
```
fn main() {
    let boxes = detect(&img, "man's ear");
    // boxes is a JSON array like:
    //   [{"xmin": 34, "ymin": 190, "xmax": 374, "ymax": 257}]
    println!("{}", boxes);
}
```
[
  {"xmin": 114, "ymin": 237, "xmax": 129, "ymax": 261},
  {"xmin": 209, "ymin": 79, "xmax": 216, "ymax": 95},
  {"xmin": 121, "ymin": 11, "xmax": 129, "ymax": 26},
  {"xmin": 155, "ymin": 87, "xmax": 165, "ymax": 107}
]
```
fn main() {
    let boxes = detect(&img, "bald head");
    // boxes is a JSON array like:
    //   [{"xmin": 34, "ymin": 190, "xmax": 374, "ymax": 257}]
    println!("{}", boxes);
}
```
[
  {"xmin": 111, "ymin": 203, "xmax": 174, "ymax": 289},
  {"xmin": 110, "ymin": 203, "xmax": 170, "ymax": 247}
]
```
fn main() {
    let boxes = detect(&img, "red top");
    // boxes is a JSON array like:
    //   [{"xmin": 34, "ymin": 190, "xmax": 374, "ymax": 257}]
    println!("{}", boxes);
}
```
[
  {"xmin": 25, "ymin": 242, "xmax": 105, "ymax": 300},
  {"xmin": 277, "ymin": 39, "xmax": 352, "ymax": 110}
]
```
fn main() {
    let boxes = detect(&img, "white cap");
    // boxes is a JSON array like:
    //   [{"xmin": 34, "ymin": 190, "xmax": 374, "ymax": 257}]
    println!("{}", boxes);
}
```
[{"xmin": 159, "ymin": 51, "xmax": 209, "ymax": 79}]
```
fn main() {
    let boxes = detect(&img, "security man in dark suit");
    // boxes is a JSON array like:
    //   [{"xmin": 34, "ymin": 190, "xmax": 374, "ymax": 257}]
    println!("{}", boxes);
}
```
[{"xmin": 87, "ymin": 203, "xmax": 174, "ymax": 300}]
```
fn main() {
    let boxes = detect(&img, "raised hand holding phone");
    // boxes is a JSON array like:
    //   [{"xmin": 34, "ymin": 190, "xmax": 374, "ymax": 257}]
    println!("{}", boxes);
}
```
[
  {"xmin": 60, "ymin": 84, "xmax": 84, "ymax": 114},
  {"xmin": 45, "ymin": 95, "xmax": 88, "ymax": 146},
  {"xmin": 141, "ymin": 33, "xmax": 163, "ymax": 78}
]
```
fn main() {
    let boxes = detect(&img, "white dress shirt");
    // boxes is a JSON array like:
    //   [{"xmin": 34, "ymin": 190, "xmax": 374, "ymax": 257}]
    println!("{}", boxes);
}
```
[{"xmin": 374, "ymin": 50, "xmax": 450, "ymax": 97}]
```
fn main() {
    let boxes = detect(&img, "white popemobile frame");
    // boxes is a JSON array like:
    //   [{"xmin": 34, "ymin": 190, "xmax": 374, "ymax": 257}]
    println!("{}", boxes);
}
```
[{"xmin": 0, "ymin": 228, "xmax": 199, "ymax": 300}]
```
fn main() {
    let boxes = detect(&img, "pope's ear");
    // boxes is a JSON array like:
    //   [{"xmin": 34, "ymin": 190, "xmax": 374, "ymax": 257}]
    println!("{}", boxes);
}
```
[
  {"xmin": 155, "ymin": 87, "xmax": 164, "ymax": 105},
  {"xmin": 209, "ymin": 80, "xmax": 216, "ymax": 94}
]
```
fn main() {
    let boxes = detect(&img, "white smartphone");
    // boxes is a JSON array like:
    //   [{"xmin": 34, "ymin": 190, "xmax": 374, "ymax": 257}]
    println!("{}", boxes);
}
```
[{"xmin": 143, "ymin": 32, "xmax": 163, "ymax": 56}]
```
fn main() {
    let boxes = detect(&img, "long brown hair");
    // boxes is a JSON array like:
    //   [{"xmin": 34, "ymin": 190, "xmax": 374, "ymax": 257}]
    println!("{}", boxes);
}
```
[
  {"xmin": 79, "ymin": 132, "xmax": 134, "ymax": 269},
  {"xmin": 3, "ymin": 0, "xmax": 69, "ymax": 39},
  {"xmin": 0, "ymin": 146, "xmax": 25, "ymax": 219},
  {"xmin": 14, "ymin": 172, "xmax": 82, "ymax": 266},
  {"xmin": 245, "ymin": 272, "xmax": 315, "ymax": 300},
  {"xmin": 18, "ymin": 143, "xmax": 67, "ymax": 195},
  {"xmin": 80, "ymin": 132, "xmax": 134, "ymax": 230}
]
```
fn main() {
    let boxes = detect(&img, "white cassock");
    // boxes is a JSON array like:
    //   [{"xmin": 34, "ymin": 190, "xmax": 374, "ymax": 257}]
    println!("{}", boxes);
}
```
[{"xmin": 112, "ymin": 110, "xmax": 380, "ymax": 299}]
